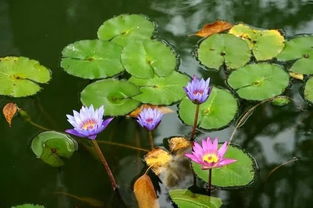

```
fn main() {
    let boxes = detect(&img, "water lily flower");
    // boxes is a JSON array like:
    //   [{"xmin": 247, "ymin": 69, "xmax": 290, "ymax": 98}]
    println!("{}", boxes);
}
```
[
  {"xmin": 184, "ymin": 76, "xmax": 211, "ymax": 104},
  {"xmin": 65, "ymin": 105, "xmax": 113, "ymax": 140},
  {"xmin": 137, "ymin": 108, "xmax": 163, "ymax": 131},
  {"xmin": 185, "ymin": 137, "xmax": 236, "ymax": 169}
]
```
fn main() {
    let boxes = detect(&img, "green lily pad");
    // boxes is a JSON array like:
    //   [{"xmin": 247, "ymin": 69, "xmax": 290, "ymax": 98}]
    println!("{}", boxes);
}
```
[
  {"xmin": 179, "ymin": 87, "xmax": 238, "ymax": 130},
  {"xmin": 121, "ymin": 39, "xmax": 177, "ymax": 79},
  {"xmin": 129, "ymin": 72, "xmax": 189, "ymax": 105},
  {"xmin": 304, "ymin": 77, "xmax": 313, "ymax": 103},
  {"xmin": 192, "ymin": 145, "xmax": 256, "ymax": 188},
  {"xmin": 271, "ymin": 96, "xmax": 291, "ymax": 106},
  {"xmin": 97, "ymin": 14, "xmax": 155, "ymax": 46},
  {"xmin": 31, "ymin": 131, "xmax": 78, "ymax": 167},
  {"xmin": 61, "ymin": 40, "xmax": 124, "ymax": 79},
  {"xmin": 0, "ymin": 56, "xmax": 51, "ymax": 97},
  {"xmin": 11, "ymin": 204, "xmax": 45, "ymax": 208},
  {"xmin": 81, "ymin": 79, "xmax": 140, "ymax": 116},
  {"xmin": 229, "ymin": 24, "xmax": 285, "ymax": 60},
  {"xmin": 197, "ymin": 34, "xmax": 251, "ymax": 70},
  {"xmin": 277, "ymin": 36, "xmax": 313, "ymax": 75},
  {"xmin": 227, "ymin": 63, "xmax": 289, "ymax": 101},
  {"xmin": 169, "ymin": 189, "xmax": 222, "ymax": 208}
]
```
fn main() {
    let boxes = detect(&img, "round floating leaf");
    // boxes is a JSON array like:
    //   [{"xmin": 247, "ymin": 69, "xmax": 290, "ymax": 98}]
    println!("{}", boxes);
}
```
[
  {"xmin": 121, "ymin": 39, "xmax": 177, "ymax": 79},
  {"xmin": 304, "ymin": 77, "xmax": 313, "ymax": 103},
  {"xmin": 169, "ymin": 189, "xmax": 222, "ymax": 208},
  {"xmin": 197, "ymin": 34, "xmax": 251, "ymax": 70},
  {"xmin": 192, "ymin": 145, "xmax": 256, "ymax": 188},
  {"xmin": 31, "ymin": 131, "xmax": 78, "ymax": 167},
  {"xmin": 227, "ymin": 63, "xmax": 289, "ymax": 101},
  {"xmin": 81, "ymin": 79, "xmax": 140, "ymax": 116},
  {"xmin": 179, "ymin": 87, "xmax": 238, "ymax": 130},
  {"xmin": 229, "ymin": 24, "xmax": 285, "ymax": 60},
  {"xmin": 271, "ymin": 96, "xmax": 291, "ymax": 106},
  {"xmin": 129, "ymin": 72, "xmax": 189, "ymax": 105},
  {"xmin": 97, "ymin": 14, "xmax": 155, "ymax": 46},
  {"xmin": 277, "ymin": 36, "xmax": 313, "ymax": 75},
  {"xmin": 0, "ymin": 57, "xmax": 51, "ymax": 97},
  {"xmin": 61, "ymin": 40, "xmax": 124, "ymax": 79},
  {"xmin": 11, "ymin": 204, "xmax": 45, "ymax": 208}
]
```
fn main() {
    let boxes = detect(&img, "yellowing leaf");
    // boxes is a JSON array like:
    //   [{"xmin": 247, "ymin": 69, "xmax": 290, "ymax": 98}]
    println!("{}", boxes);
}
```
[
  {"xmin": 194, "ymin": 21, "xmax": 233, "ymax": 37},
  {"xmin": 3, "ymin": 103, "xmax": 19, "ymax": 127},
  {"xmin": 133, "ymin": 174, "xmax": 160, "ymax": 208},
  {"xmin": 144, "ymin": 148, "xmax": 172, "ymax": 175},
  {"xmin": 289, "ymin": 72, "xmax": 304, "ymax": 80},
  {"xmin": 128, "ymin": 104, "xmax": 173, "ymax": 118},
  {"xmin": 168, "ymin": 137, "xmax": 191, "ymax": 152}
]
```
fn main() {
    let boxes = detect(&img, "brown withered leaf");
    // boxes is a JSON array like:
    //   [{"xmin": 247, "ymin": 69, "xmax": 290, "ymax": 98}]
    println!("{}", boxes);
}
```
[
  {"xmin": 134, "ymin": 174, "xmax": 160, "ymax": 208},
  {"xmin": 168, "ymin": 137, "xmax": 192, "ymax": 152},
  {"xmin": 128, "ymin": 104, "xmax": 173, "ymax": 118},
  {"xmin": 144, "ymin": 148, "xmax": 172, "ymax": 175},
  {"xmin": 194, "ymin": 20, "xmax": 233, "ymax": 37},
  {"xmin": 3, "ymin": 103, "xmax": 20, "ymax": 127},
  {"xmin": 289, "ymin": 72, "xmax": 304, "ymax": 80}
]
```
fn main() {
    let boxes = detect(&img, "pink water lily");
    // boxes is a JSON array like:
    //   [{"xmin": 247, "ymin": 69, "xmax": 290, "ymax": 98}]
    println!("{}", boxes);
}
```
[{"xmin": 185, "ymin": 137, "xmax": 236, "ymax": 169}]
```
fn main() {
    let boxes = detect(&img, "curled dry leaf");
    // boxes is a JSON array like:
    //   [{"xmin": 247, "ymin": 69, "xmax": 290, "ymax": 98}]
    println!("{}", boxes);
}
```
[
  {"xmin": 289, "ymin": 72, "xmax": 304, "ymax": 80},
  {"xmin": 194, "ymin": 21, "xmax": 233, "ymax": 37},
  {"xmin": 128, "ymin": 104, "xmax": 173, "ymax": 118},
  {"xmin": 3, "ymin": 103, "xmax": 19, "ymax": 127},
  {"xmin": 133, "ymin": 174, "xmax": 160, "ymax": 208},
  {"xmin": 169, "ymin": 137, "xmax": 192, "ymax": 152},
  {"xmin": 144, "ymin": 148, "xmax": 172, "ymax": 175}
]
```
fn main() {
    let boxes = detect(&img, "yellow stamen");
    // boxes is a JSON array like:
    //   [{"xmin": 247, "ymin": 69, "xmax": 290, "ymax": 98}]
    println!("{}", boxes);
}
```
[
  {"xmin": 202, "ymin": 153, "xmax": 218, "ymax": 163},
  {"xmin": 82, "ymin": 120, "xmax": 97, "ymax": 130}
]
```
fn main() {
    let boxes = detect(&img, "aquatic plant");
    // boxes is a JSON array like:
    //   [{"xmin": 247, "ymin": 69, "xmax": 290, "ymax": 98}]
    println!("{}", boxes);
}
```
[
  {"xmin": 137, "ymin": 107, "xmax": 163, "ymax": 131},
  {"xmin": 184, "ymin": 76, "xmax": 211, "ymax": 104}
]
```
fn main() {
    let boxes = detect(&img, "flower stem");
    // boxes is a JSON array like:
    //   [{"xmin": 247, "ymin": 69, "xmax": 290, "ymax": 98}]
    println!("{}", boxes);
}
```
[
  {"xmin": 97, "ymin": 140, "xmax": 149, "ymax": 152},
  {"xmin": 91, "ymin": 139, "xmax": 118, "ymax": 190},
  {"xmin": 190, "ymin": 104, "xmax": 200, "ymax": 141},
  {"xmin": 148, "ymin": 130, "xmax": 154, "ymax": 149},
  {"xmin": 208, "ymin": 168, "xmax": 212, "ymax": 196}
]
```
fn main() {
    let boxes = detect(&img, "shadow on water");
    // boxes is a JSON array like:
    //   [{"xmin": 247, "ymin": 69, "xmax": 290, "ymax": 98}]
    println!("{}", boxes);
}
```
[{"xmin": 0, "ymin": 0, "xmax": 313, "ymax": 207}]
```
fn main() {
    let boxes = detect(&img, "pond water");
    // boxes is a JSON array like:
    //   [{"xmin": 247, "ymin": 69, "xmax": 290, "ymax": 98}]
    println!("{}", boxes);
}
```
[{"xmin": 1, "ymin": 0, "xmax": 313, "ymax": 207}]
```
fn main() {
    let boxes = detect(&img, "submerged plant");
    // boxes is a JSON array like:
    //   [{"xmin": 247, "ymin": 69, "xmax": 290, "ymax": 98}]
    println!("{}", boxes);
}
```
[
  {"xmin": 137, "ymin": 107, "xmax": 164, "ymax": 148},
  {"xmin": 65, "ymin": 105, "xmax": 113, "ymax": 139},
  {"xmin": 184, "ymin": 76, "xmax": 211, "ymax": 140},
  {"xmin": 185, "ymin": 137, "xmax": 236, "ymax": 195}
]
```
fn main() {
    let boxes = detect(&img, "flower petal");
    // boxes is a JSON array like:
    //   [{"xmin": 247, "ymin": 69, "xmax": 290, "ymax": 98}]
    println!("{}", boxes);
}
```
[
  {"xmin": 217, "ymin": 141, "xmax": 228, "ymax": 158},
  {"xmin": 217, "ymin": 158, "xmax": 237, "ymax": 167},
  {"xmin": 65, "ymin": 129, "xmax": 86, "ymax": 138}
]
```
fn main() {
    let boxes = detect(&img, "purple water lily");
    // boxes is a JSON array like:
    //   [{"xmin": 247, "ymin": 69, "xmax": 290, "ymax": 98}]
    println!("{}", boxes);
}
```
[
  {"xmin": 184, "ymin": 76, "xmax": 211, "ymax": 104},
  {"xmin": 137, "ymin": 108, "xmax": 163, "ymax": 131},
  {"xmin": 185, "ymin": 137, "xmax": 236, "ymax": 169},
  {"xmin": 65, "ymin": 105, "xmax": 113, "ymax": 140}
]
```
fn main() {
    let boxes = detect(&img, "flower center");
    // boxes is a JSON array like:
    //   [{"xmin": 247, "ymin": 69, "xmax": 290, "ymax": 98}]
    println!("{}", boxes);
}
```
[
  {"xmin": 81, "ymin": 119, "xmax": 97, "ymax": 130},
  {"xmin": 193, "ymin": 89, "xmax": 204, "ymax": 95},
  {"xmin": 145, "ymin": 118, "xmax": 154, "ymax": 123},
  {"xmin": 202, "ymin": 153, "xmax": 218, "ymax": 163}
]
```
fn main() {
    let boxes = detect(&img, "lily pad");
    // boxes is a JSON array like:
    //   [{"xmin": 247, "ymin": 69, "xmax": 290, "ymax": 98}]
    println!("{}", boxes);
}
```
[
  {"xmin": 0, "ymin": 56, "xmax": 51, "ymax": 97},
  {"xmin": 197, "ymin": 34, "xmax": 251, "ymax": 70},
  {"xmin": 169, "ymin": 189, "xmax": 222, "ymax": 208},
  {"xmin": 81, "ymin": 79, "xmax": 140, "ymax": 116},
  {"xmin": 179, "ymin": 87, "xmax": 238, "ymax": 130},
  {"xmin": 129, "ymin": 72, "xmax": 189, "ymax": 105},
  {"xmin": 227, "ymin": 63, "xmax": 289, "ymax": 101},
  {"xmin": 304, "ymin": 77, "xmax": 313, "ymax": 103},
  {"xmin": 61, "ymin": 40, "xmax": 124, "ymax": 79},
  {"xmin": 11, "ymin": 204, "xmax": 45, "ymax": 208},
  {"xmin": 277, "ymin": 36, "xmax": 313, "ymax": 75},
  {"xmin": 97, "ymin": 14, "xmax": 155, "ymax": 46},
  {"xmin": 229, "ymin": 24, "xmax": 285, "ymax": 60},
  {"xmin": 271, "ymin": 96, "xmax": 291, "ymax": 106},
  {"xmin": 31, "ymin": 131, "xmax": 78, "ymax": 167},
  {"xmin": 192, "ymin": 145, "xmax": 256, "ymax": 188},
  {"xmin": 121, "ymin": 39, "xmax": 177, "ymax": 79}
]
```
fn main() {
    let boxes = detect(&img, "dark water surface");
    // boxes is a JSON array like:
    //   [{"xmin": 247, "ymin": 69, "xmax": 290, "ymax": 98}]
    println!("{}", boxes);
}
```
[{"xmin": 1, "ymin": 0, "xmax": 313, "ymax": 207}]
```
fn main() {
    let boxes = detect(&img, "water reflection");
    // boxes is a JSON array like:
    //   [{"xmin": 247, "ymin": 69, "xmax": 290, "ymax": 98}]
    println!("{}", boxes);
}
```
[{"xmin": 1, "ymin": 0, "xmax": 313, "ymax": 207}]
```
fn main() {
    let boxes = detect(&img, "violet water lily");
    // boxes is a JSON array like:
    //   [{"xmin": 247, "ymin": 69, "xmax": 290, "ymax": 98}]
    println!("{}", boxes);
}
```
[
  {"xmin": 185, "ymin": 137, "xmax": 236, "ymax": 169},
  {"xmin": 137, "ymin": 108, "xmax": 163, "ymax": 131},
  {"xmin": 65, "ymin": 105, "xmax": 113, "ymax": 140},
  {"xmin": 184, "ymin": 76, "xmax": 211, "ymax": 104}
]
